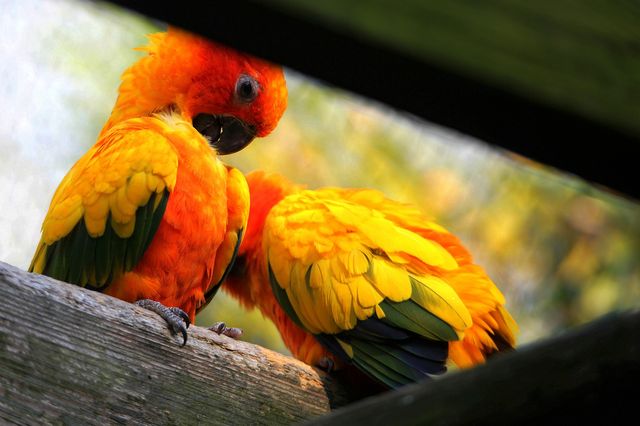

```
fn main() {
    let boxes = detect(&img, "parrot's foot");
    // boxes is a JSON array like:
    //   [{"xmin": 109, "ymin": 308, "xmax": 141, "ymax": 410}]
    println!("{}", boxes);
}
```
[
  {"xmin": 135, "ymin": 299, "xmax": 191, "ymax": 346},
  {"xmin": 317, "ymin": 357, "xmax": 335, "ymax": 373},
  {"xmin": 208, "ymin": 322, "xmax": 243, "ymax": 339}
]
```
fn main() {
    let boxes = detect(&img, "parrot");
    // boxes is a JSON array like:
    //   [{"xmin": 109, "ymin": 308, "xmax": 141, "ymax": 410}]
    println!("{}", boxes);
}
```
[
  {"xmin": 28, "ymin": 28, "xmax": 288, "ymax": 345},
  {"xmin": 224, "ymin": 170, "xmax": 518, "ymax": 389}
]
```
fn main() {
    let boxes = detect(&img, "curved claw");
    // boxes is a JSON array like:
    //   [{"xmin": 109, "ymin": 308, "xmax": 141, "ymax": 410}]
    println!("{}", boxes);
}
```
[
  {"xmin": 208, "ymin": 321, "xmax": 243, "ymax": 339},
  {"xmin": 135, "ymin": 299, "xmax": 190, "ymax": 346},
  {"xmin": 176, "ymin": 322, "xmax": 188, "ymax": 347},
  {"xmin": 208, "ymin": 321, "xmax": 226, "ymax": 335},
  {"xmin": 169, "ymin": 307, "xmax": 191, "ymax": 329}
]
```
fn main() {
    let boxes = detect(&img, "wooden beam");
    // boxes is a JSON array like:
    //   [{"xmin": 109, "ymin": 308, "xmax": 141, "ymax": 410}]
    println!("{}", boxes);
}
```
[
  {"xmin": 0, "ymin": 261, "xmax": 349, "ymax": 425},
  {"xmin": 305, "ymin": 309, "xmax": 640, "ymax": 425},
  {"xmin": 2, "ymin": 258, "xmax": 638, "ymax": 424},
  {"xmin": 106, "ymin": 0, "xmax": 640, "ymax": 200}
]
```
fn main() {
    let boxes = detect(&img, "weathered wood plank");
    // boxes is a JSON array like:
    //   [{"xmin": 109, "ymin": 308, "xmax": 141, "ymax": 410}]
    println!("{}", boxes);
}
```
[
  {"xmin": 3, "ymin": 257, "xmax": 638, "ymax": 424},
  {"xmin": 305, "ymin": 309, "xmax": 640, "ymax": 426},
  {"xmin": 0, "ymin": 261, "xmax": 348, "ymax": 425}
]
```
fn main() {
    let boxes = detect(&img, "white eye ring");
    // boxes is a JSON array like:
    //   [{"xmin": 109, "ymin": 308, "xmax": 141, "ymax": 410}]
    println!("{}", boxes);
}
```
[{"xmin": 235, "ymin": 74, "xmax": 259, "ymax": 103}]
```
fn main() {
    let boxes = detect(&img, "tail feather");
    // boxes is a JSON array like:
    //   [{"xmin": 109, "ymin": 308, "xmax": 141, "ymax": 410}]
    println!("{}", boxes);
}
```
[
  {"xmin": 447, "ymin": 267, "xmax": 518, "ymax": 367},
  {"xmin": 351, "ymin": 317, "xmax": 411, "ymax": 342},
  {"xmin": 401, "ymin": 338, "xmax": 448, "ymax": 362},
  {"xmin": 315, "ymin": 317, "xmax": 449, "ymax": 388},
  {"xmin": 351, "ymin": 351, "xmax": 407, "ymax": 389}
]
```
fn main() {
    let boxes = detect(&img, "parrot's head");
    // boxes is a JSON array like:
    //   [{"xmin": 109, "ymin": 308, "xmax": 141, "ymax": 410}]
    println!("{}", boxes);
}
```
[{"xmin": 106, "ymin": 27, "xmax": 288, "ymax": 155}]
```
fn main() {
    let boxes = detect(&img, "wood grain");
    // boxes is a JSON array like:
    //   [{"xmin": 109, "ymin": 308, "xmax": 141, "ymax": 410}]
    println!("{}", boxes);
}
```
[{"xmin": 0, "ymin": 261, "xmax": 348, "ymax": 425}]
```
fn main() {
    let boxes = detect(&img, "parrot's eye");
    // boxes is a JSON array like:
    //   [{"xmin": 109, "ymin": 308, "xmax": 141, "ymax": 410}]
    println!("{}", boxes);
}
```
[{"xmin": 235, "ymin": 74, "xmax": 259, "ymax": 103}]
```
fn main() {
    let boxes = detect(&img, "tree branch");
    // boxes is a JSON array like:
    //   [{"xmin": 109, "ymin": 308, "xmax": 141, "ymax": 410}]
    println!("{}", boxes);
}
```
[{"xmin": 0, "ymin": 261, "xmax": 348, "ymax": 425}]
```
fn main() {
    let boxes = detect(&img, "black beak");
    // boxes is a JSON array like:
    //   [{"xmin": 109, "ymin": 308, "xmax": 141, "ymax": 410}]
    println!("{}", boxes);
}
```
[{"xmin": 192, "ymin": 113, "xmax": 257, "ymax": 155}]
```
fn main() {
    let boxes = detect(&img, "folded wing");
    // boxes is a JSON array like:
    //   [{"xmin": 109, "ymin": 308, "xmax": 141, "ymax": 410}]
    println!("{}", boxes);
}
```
[
  {"xmin": 29, "ymin": 118, "xmax": 178, "ymax": 290},
  {"xmin": 265, "ymin": 187, "xmax": 473, "ymax": 387}
]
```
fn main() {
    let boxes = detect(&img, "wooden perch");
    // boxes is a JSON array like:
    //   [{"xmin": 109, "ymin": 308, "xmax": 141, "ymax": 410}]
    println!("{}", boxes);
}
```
[
  {"xmin": 0, "ymin": 261, "xmax": 349, "ymax": 425},
  {"xmin": 306, "ymin": 309, "xmax": 640, "ymax": 425},
  {"xmin": 2, "ymin": 258, "xmax": 638, "ymax": 425}
]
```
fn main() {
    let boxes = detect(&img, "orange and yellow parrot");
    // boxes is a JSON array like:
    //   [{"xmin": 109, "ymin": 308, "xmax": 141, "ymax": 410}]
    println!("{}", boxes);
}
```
[
  {"xmin": 28, "ymin": 28, "xmax": 287, "ymax": 344},
  {"xmin": 225, "ymin": 171, "xmax": 517, "ymax": 388}
]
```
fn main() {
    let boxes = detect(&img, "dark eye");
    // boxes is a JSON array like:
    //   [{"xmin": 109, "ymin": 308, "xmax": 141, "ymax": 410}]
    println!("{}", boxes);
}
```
[{"xmin": 235, "ymin": 74, "xmax": 259, "ymax": 103}]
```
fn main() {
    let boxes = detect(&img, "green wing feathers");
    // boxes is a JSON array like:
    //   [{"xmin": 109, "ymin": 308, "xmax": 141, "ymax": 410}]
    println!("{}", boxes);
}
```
[{"xmin": 30, "ymin": 191, "xmax": 169, "ymax": 289}]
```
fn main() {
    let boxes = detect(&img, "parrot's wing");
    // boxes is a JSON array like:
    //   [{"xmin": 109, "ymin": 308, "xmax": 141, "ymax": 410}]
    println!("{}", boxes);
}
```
[
  {"xmin": 29, "ymin": 122, "xmax": 178, "ymax": 290},
  {"xmin": 197, "ymin": 166, "xmax": 249, "ymax": 313},
  {"xmin": 264, "ymin": 188, "xmax": 472, "ymax": 387},
  {"xmin": 341, "ymin": 188, "xmax": 475, "ymax": 263},
  {"xmin": 347, "ymin": 189, "xmax": 519, "ymax": 368}
]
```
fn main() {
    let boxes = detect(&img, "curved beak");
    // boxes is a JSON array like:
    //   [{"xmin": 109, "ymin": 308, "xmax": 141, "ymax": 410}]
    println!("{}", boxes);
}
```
[{"xmin": 192, "ymin": 113, "xmax": 257, "ymax": 155}]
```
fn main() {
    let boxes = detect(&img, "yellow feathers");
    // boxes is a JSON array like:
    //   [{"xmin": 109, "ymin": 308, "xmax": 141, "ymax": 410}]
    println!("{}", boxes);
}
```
[
  {"xmin": 409, "ymin": 276, "xmax": 472, "ymax": 337},
  {"xmin": 368, "ymin": 259, "xmax": 412, "ymax": 302},
  {"xmin": 36, "ymin": 115, "xmax": 184, "ymax": 255},
  {"xmin": 43, "ymin": 194, "xmax": 84, "ymax": 244},
  {"xmin": 208, "ymin": 167, "xmax": 250, "ymax": 288},
  {"xmin": 265, "ymin": 187, "xmax": 471, "ymax": 337}
]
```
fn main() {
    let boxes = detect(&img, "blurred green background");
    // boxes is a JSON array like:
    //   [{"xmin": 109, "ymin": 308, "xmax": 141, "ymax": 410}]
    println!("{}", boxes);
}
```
[{"xmin": 0, "ymin": 0, "xmax": 638, "ymax": 356}]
